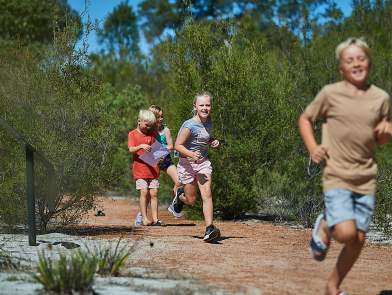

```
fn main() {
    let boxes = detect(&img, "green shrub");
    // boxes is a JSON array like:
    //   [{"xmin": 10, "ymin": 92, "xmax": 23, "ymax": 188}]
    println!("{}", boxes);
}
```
[
  {"xmin": 0, "ymin": 22, "xmax": 118, "ymax": 231},
  {"xmin": 159, "ymin": 21, "xmax": 322, "ymax": 223},
  {"xmin": 33, "ymin": 249, "xmax": 97, "ymax": 294},
  {"xmin": 88, "ymin": 237, "xmax": 131, "ymax": 277},
  {"xmin": 0, "ymin": 245, "xmax": 19, "ymax": 271}
]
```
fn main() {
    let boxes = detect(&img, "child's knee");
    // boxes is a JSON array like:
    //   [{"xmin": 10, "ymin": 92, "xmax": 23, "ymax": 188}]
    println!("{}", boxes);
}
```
[
  {"xmin": 149, "ymin": 189, "xmax": 158, "ymax": 198},
  {"xmin": 333, "ymin": 222, "xmax": 358, "ymax": 243},
  {"xmin": 139, "ymin": 189, "xmax": 149, "ymax": 196},
  {"xmin": 335, "ymin": 228, "xmax": 358, "ymax": 244},
  {"xmin": 185, "ymin": 194, "xmax": 197, "ymax": 205},
  {"xmin": 200, "ymin": 193, "xmax": 212, "ymax": 202}
]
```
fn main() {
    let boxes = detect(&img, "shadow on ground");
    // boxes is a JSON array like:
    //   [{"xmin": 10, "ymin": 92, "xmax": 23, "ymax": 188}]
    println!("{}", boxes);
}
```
[
  {"xmin": 52, "ymin": 226, "xmax": 142, "ymax": 236},
  {"xmin": 164, "ymin": 223, "xmax": 196, "ymax": 227},
  {"xmin": 191, "ymin": 235, "xmax": 246, "ymax": 244}
]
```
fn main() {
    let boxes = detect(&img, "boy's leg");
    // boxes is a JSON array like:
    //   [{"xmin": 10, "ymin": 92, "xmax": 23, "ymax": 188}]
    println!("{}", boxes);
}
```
[
  {"xmin": 149, "ymin": 188, "xmax": 159, "ymax": 222},
  {"xmin": 324, "ymin": 192, "xmax": 373, "ymax": 295},
  {"xmin": 326, "ymin": 222, "xmax": 365, "ymax": 295},
  {"xmin": 139, "ymin": 188, "xmax": 152, "ymax": 225}
]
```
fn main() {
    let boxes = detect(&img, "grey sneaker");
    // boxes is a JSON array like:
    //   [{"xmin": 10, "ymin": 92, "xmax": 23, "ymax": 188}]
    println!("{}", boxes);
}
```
[{"xmin": 203, "ymin": 225, "xmax": 221, "ymax": 242}]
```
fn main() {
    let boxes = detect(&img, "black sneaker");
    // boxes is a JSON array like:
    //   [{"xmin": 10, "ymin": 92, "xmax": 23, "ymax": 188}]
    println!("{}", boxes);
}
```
[
  {"xmin": 203, "ymin": 225, "xmax": 221, "ymax": 242},
  {"xmin": 173, "ymin": 187, "xmax": 185, "ymax": 212},
  {"xmin": 151, "ymin": 219, "xmax": 165, "ymax": 226},
  {"xmin": 168, "ymin": 187, "xmax": 185, "ymax": 218}
]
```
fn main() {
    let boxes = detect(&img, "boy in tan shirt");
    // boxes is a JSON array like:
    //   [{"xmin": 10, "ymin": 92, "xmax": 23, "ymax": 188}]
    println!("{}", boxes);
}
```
[{"xmin": 299, "ymin": 37, "xmax": 391, "ymax": 295}]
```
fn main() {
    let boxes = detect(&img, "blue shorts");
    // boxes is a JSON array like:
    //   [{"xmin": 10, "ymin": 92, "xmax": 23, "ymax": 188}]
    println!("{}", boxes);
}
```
[
  {"xmin": 324, "ymin": 188, "xmax": 375, "ymax": 232},
  {"xmin": 159, "ymin": 154, "xmax": 174, "ymax": 170}
]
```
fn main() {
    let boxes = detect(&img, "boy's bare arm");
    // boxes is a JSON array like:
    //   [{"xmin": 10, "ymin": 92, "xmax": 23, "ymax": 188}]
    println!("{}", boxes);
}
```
[
  {"xmin": 374, "ymin": 117, "xmax": 392, "ymax": 145},
  {"xmin": 298, "ymin": 113, "xmax": 329, "ymax": 164},
  {"xmin": 129, "ymin": 144, "xmax": 151, "ymax": 153}
]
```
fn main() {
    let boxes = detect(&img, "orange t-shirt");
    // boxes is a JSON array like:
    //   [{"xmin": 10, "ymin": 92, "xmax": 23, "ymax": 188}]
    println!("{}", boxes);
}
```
[{"xmin": 128, "ymin": 129, "xmax": 159, "ymax": 179}]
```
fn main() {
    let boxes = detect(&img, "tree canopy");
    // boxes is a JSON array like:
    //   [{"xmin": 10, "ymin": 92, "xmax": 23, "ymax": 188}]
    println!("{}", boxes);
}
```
[{"xmin": 0, "ymin": 0, "xmax": 80, "ymax": 44}]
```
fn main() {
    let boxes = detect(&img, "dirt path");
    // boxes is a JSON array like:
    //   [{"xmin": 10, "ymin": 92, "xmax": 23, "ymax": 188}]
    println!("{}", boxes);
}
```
[{"xmin": 83, "ymin": 196, "xmax": 392, "ymax": 295}]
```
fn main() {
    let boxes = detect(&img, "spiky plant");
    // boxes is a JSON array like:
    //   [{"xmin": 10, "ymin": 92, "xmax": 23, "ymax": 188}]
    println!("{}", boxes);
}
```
[
  {"xmin": 33, "ymin": 249, "xmax": 97, "ymax": 293},
  {"xmin": 89, "ymin": 237, "xmax": 132, "ymax": 276}
]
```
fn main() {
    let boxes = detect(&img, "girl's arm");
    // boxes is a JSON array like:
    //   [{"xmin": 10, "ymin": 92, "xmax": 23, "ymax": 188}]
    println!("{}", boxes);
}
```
[
  {"xmin": 298, "ymin": 112, "xmax": 328, "ymax": 164},
  {"xmin": 175, "ymin": 128, "xmax": 200, "ymax": 161},
  {"xmin": 164, "ymin": 127, "xmax": 174, "ymax": 151}
]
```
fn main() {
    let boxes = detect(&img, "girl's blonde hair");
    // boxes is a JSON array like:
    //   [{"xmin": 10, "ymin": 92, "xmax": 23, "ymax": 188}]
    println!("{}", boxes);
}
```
[
  {"xmin": 192, "ymin": 92, "xmax": 212, "ymax": 115},
  {"xmin": 335, "ymin": 37, "xmax": 370, "ymax": 62},
  {"xmin": 148, "ymin": 105, "xmax": 162, "ymax": 119},
  {"xmin": 138, "ymin": 109, "xmax": 156, "ymax": 123}
]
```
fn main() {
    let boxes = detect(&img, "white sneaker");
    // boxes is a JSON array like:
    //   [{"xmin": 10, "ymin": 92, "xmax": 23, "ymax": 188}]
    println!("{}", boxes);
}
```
[{"xmin": 134, "ymin": 212, "xmax": 143, "ymax": 226}]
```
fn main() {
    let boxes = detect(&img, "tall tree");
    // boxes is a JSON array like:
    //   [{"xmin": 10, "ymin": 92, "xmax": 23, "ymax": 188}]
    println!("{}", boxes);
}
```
[
  {"xmin": 139, "ymin": 0, "xmax": 239, "ymax": 43},
  {"xmin": 96, "ymin": 1, "xmax": 141, "ymax": 61},
  {"xmin": 0, "ymin": 0, "xmax": 80, "ymax": 44}
]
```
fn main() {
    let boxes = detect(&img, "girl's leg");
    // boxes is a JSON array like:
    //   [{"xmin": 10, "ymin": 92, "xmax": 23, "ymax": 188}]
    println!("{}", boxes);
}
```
[
  {"xmin": 325, "ymin": 221, "xmax": 365, "ymax": 295},
  {"xmin": 197, "ymin": 173, "xmax": 213, "ymax": 226},
  {"xmin": 181, "ymin": 181, "xmax": 198, "ymax": 205},
  {"xmin": 149, "ymin": 188, "xmax": 159, "ymax": 222},
  {"xmin": 165, "ymin": 165, "xmax": 181, "ymax": 195},
  {"xmin": 139, "ymin": 189, "xmax": 152, "ymax": 225}
]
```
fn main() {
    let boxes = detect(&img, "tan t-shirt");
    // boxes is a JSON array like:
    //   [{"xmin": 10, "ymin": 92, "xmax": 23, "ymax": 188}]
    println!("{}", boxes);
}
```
[{"xmin": 305, "ymin": 81, "xmax": 390, "ymax": 194}]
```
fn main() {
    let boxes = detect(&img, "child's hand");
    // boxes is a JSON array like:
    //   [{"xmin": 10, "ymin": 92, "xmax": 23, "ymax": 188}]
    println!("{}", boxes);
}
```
[
  {"xmin": 140, "ymin": 144, "xmax": 152, "ymax": 152},
  {"xmin": 210, "ymin": 139, "xmax": 220, "ymax": 148},
  {"xmin": 191, "ymin": 151, "xmax": 202, "ymax": 161},
  {"xmin": 310, "ymin": 145, "xmax": 329, "ymax": 164},
  {"xmin": 374, "ymin": 120, "xmax": 392, "ymax": 145}
]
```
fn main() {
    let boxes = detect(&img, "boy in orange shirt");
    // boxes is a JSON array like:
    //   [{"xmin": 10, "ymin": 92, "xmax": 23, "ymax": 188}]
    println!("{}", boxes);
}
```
[{"xmin": 128, "ymin": 110, "xmax": 162, "ymax": 226}]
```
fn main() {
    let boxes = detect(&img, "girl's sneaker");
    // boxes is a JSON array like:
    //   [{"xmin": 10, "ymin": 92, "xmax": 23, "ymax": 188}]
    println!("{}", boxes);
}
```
[
  {"xmin": 134, "ymin": 212, "xmax": 143, "ymax": 226},
  {"xmin": 203, "ymin": 225, "xmax": 221, "ymax": 242},
  {"xmin": 168, "ymin": 187, "xmax": 185, "ymax": 218}
]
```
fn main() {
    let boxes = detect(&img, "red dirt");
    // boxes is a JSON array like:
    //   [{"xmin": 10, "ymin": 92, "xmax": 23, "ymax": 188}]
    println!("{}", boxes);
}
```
[{"xmin": 82, "ymin": 196, "xmax": 392, "ymax": 295}]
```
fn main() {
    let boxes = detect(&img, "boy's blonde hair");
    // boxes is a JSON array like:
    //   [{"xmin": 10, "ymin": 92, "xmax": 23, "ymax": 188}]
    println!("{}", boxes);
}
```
[
  {"xmin": 138, "ymin": 109, "xmax": 156, "ymax": 123},
  {"xmin": 335, "ymin": 37, "xmax": 370, "ymax": 62},
  {"xmin": 149, "ymin": 105, "xmax": 162, "ymax": 119}
]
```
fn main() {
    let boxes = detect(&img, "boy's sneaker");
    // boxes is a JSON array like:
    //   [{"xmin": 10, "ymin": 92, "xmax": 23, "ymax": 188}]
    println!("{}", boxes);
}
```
[
  {"xmin": 151, "ymin": 219, "xmax": 165, "ymax": 226},
  {"xmin": 134, "ymin": 212, "xmax": 143, "ymax": 226},
  {"xmin": 168, "ymin": 187, "xmax": 185, "ymax": 218},
  {"xmin": 203, "ymin": 225, "xmax": 221, "ymax": 242}
]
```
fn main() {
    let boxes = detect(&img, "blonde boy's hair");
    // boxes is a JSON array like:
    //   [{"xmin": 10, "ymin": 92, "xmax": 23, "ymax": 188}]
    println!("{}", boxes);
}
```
[
  {"xmin": 335, "ymin": 37, "xmax": 370, "ymax": 61},
  {"xmin": 149, "ymin": 105, "xmax": 162, "ymax": 119},
  {"xmin": 138, "ymin": 109, "xmax": 156, "ymax": 123}
]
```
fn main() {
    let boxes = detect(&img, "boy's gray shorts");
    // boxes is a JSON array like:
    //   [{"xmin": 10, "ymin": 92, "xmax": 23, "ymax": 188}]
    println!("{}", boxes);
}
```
[{"xmin": 324, "ymin": 188, "xmax": 375, "ymax": 232}]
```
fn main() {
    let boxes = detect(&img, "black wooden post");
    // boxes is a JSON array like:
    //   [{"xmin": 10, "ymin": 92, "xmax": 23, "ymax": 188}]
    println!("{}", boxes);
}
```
[{"xmin": 26, "ymin": 144, "xmax": 36, "ymax": 246}]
